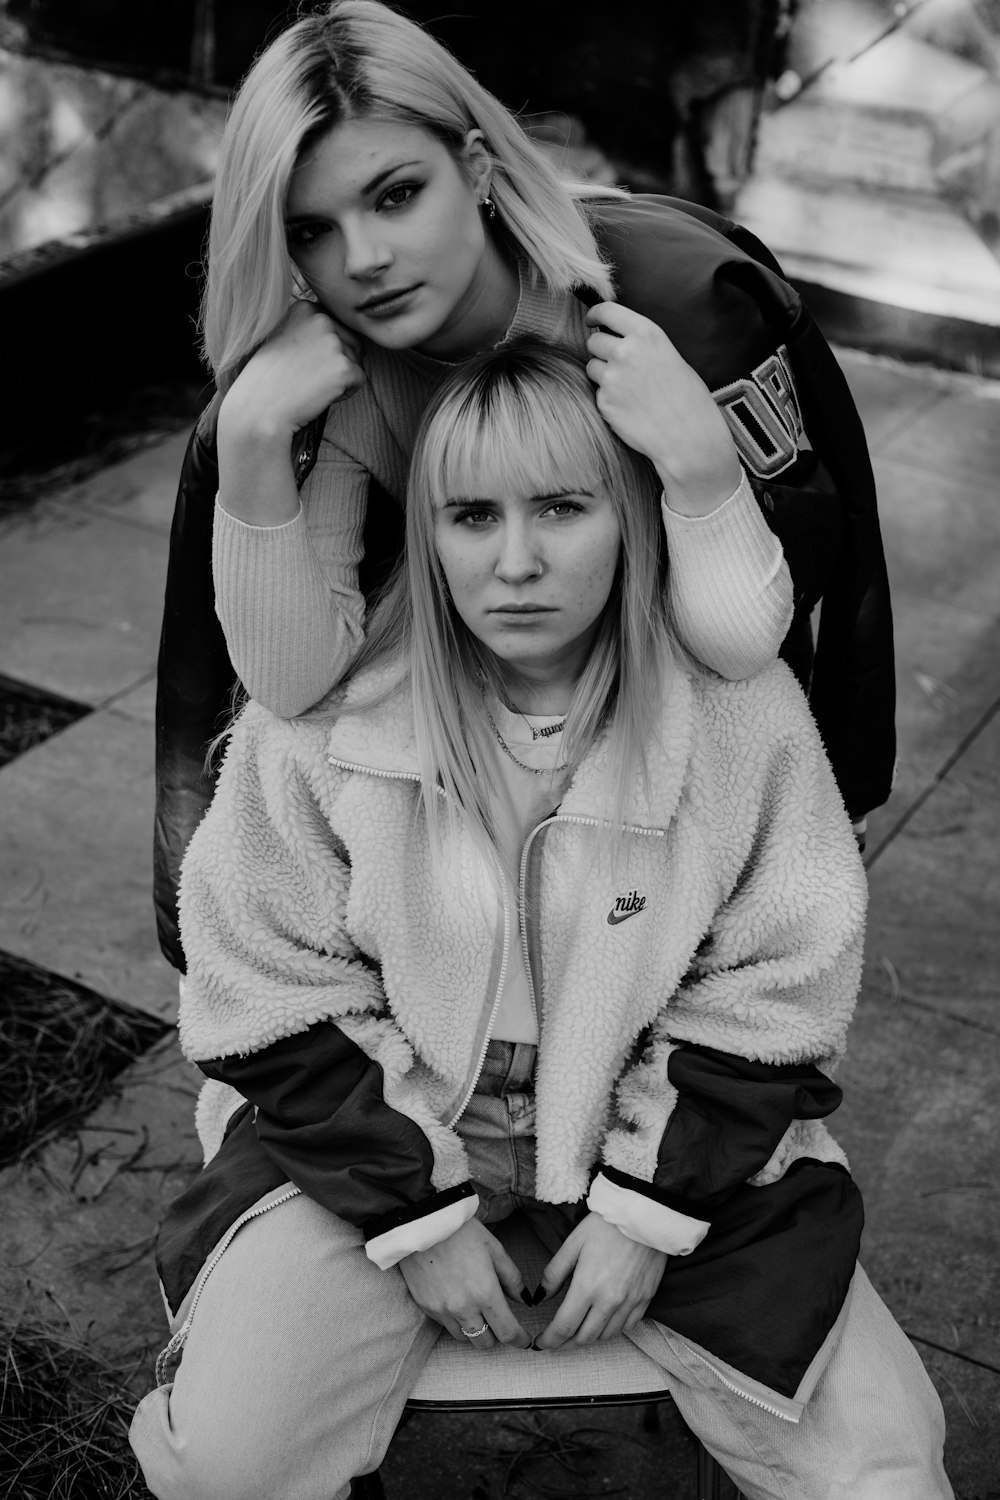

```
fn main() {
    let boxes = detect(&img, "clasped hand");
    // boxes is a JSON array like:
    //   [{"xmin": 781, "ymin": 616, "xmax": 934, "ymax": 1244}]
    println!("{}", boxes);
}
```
[
  {"xmin": 398, "ymin": 1213, "xmax": 666, "ymax": 1354},
  {"xmin": 585, "ymin": 303, "xmax": 741, "ymax": 516},
  {"xmin": 219, "ymin": 298, "xmax": 365, "ymax": 445}
]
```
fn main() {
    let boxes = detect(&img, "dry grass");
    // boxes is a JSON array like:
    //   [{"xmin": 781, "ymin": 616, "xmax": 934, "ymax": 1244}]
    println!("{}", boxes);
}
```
[
  {"xmin": 0, "ymin": 675, "xmax": 90, "ymax": 769},
  {"xmin": 0, "ymin": 952, "xmax": 169, "ymax": 1169},
  {"xmin": 0, "ymin": 1318, "xmax": 152, "ymax": 1499}
]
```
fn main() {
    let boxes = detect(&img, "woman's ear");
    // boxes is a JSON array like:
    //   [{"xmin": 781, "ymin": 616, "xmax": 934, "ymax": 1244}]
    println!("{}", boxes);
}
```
[{"xmin": 461, "ymin": 128, "xmax": 492, "ymax": 199}]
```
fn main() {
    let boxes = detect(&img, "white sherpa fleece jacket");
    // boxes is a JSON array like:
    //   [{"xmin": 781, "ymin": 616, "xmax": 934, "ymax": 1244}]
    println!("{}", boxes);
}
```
[{"xmin": 178, "ymin": 657, "xmax": 866, "ymax": 1213}]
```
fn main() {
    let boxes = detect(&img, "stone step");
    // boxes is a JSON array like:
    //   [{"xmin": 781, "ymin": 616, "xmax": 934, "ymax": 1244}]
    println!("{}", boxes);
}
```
[
  {"xmin": 756, "ymin": 31, "xmax": 993, "ymax": 195},
  {"xmin": 754, "ymin": 100, "xmax": 938, "ymax": 194},
  {"xmin": 735, "ymin": 175, "xmax": 1000, "ymax": 328},
  {"xmin": 806, "ymin": 27, "xmax": 989, "ymax": 116}
]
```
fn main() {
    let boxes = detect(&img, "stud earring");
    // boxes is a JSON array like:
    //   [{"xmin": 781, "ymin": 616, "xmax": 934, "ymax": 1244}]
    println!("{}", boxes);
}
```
[{"xmin": 481, "ymin": 196, "xmax": 497, "ymax": 221}]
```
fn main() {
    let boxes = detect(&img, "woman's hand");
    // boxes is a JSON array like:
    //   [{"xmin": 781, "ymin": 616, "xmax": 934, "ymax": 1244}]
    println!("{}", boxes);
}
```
[
  {"xmin": 534, "ymin": 1213, "xmax": 667, "ymax": 1351},
  {"xmin": 585, "ymin": 303, "xmax": 742, "ymax": 517},
  {"xmin": 398, "ymin": 1218, "xmax": 533, "ymax": 1352},
  {"xmin": 220, "ymin": 299, "xmax": 365, "ymax": 444},
  {"xmin": 216, "ymin": 300, "xmax": 365, "ymax": 525}
]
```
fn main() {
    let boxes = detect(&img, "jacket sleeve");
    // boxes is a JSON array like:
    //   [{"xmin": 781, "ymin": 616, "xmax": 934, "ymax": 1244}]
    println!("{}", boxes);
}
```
[
  {"xmin": 697, "ymin": 206, "xmax": 896, "ymax": 814},
  {"xmin": 782, "ymin": 300, "xmax": 896, "ymax": 817},
  {"xmin": 197, "ymin": 1023, "xmax": 478, "ymax": 1268},
  {"xmin": 714, "ymin": 244, "xmax": 896, "ymax": 817},
  {"xmin": 597, "ymin": 672, "xmax": 867, "ymax": 1253},
  {"xmin": 589, "ymin": 1048, "xmax": 843, "ymax": 1255},
  {"xmin": 177, "ymin": 708, "xmax": 477, "ymax": 1266}
]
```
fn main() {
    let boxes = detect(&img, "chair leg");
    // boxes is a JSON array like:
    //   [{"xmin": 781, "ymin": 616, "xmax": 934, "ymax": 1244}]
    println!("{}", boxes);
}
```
[
  {"xmin": 642, "ymin": 1398, "xmax": 661, "ymax": 1432},
  {"xmin": 697, "ymin": 1438, "xmax": 744, "ymax": 1500}
]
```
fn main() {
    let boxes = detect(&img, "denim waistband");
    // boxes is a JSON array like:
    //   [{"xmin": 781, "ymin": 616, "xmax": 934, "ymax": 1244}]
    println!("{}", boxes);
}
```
[{"xmin": 475, "ymin": 1038, "xmax": 537, "ymax": 1098}]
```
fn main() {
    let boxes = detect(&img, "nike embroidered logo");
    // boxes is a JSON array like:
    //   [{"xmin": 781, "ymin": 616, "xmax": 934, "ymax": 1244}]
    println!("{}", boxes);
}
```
[{"xmin": 607, "ymin": 892, "xmax": 646, "ymax": 925}]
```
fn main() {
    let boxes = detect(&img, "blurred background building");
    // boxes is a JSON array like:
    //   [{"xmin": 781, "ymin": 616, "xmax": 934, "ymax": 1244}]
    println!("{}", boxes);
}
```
[{"xmin": 2, "ymin": 0, "xmax": 999, "ymax": 458}]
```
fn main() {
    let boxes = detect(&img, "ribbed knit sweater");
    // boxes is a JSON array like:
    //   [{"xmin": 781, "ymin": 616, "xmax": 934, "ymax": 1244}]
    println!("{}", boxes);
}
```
[{"xmin": 213, "ymin": 277, "xmax": 793, "ymax": 718}]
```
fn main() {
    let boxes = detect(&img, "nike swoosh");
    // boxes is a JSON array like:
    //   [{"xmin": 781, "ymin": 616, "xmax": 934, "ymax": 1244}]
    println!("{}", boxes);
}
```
[{"xmin": 607, "ymin": 908, "xmax": 643, "ymax": 926}]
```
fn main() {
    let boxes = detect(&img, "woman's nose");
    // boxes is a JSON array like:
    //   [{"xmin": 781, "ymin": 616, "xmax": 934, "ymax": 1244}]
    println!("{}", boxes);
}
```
[
  {"xmin": 342, "ymin": 219, "xmax": 392, "ymax": 280},
  {"xmin": 495, "ymin": 523, "xmax": 543, "ymax": 583}
]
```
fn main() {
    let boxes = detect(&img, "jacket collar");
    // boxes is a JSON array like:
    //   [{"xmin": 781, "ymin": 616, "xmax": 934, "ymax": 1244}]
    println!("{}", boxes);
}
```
[{"xmin": 324, "ymin": 658, "xmax": 696, "ymax": 834}]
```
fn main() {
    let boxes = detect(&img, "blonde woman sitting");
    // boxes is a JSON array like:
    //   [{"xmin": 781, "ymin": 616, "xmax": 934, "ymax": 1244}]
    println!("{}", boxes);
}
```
[{"xmin": 134, "ymin": 342, "xmax": 947, "ymax": 1500}]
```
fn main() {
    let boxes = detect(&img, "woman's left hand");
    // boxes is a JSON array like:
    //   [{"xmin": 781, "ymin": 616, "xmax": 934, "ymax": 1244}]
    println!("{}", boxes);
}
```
[
  {"xmin": 585, "ymin": 303, "xmax": 742, "ymax": 517},
  {"xmin": 534, "ymin": 1213, "xmax": 667, "ymax": 1350}
]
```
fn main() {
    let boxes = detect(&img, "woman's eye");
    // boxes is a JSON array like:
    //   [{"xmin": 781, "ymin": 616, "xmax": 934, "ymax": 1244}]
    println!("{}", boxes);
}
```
[
  {"xmin": 453, "ymin": 507, "xmax": 494, "ymax": 527},
  {"xmin": 379, "ymin": 181, "xmax": 421, "ymax": 211},
  {"xmin": 544, "ymin": 500, "xmax": 583, "ymax": 517},
  {"xmin": 287, "ymin": 221, "xmax": 328, "ymax": 248}
]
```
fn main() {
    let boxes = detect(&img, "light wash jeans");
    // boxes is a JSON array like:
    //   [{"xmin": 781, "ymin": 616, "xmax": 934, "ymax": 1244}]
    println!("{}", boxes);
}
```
[{"xmin": 130, "ymin": 1042, "xmax": 952, "ymax": 1500}]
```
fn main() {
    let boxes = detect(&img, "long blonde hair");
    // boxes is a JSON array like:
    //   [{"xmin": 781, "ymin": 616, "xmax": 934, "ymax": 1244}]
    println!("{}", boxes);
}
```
[
  {"xmin": 352, "ymin": 340, "xmax": 677, "ymax": 870},
  {"xmin": 203, "ymin": 0, "xmax": 624, "ymax": 389}
]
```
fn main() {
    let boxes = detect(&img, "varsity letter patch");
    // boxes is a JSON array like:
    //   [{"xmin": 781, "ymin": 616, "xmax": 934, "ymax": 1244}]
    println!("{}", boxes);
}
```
[{"xmin": 712, "ymin": 344, "xmax": 803, "ymax": 479}]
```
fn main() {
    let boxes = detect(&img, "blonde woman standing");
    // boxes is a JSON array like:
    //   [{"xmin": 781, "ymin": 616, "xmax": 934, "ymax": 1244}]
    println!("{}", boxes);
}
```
[{"xmin": 155, "ymin": 0, "xmax": 894, "ymax": 969}]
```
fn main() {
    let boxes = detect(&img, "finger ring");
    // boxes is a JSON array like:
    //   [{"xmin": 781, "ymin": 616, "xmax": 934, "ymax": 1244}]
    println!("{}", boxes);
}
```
[{"xmin": 461, "ymin": 1322, "xmax": 489, "ymax": 1338}]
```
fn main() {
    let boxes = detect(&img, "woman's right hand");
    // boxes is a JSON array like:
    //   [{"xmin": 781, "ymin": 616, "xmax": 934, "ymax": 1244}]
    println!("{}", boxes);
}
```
[
  {"xmin": 216, "ymin": 301, "xmax": 366, "ymax": 525},
  {"xmin": 398, "ymin": 1218, "xmax": 533, "ymax": 1351},
  {"xmin": 219, "ymin": 299, "xmax": 366, "ymax": 446}
]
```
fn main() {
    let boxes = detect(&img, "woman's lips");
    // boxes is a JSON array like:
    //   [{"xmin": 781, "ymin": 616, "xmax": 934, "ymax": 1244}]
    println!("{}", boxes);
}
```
[
  {"xmin": 489, "ymin": 605, "xmax": 555, "ymax": 619},
  {"xmin": 357, "ymin": 286, "xmax": 420, "ymax": 318}
]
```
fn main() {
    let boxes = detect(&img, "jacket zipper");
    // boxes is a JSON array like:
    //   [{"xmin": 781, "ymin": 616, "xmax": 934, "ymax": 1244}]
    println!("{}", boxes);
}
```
[
  {"xmin": 154, "ymin": 1186, "xmax": 301, "ymax": 1386},
  {"xmin": 681, "ymin": 1342, "xmax": 797, "ymax": 1421},
  {"xmin": 328, "ymin": 757, "xmax": 421, "ymax": 783},
  {"xmin": 326, "ymin": 752, "xmax": 513, "ymax": 1134},
  {"xmin": 446, "ymin": 845, "xmax": 511, "ymax": 1128},
  {"xmin": 517, "ymin": 821, "xmax": 551, "ymax": 1031}
]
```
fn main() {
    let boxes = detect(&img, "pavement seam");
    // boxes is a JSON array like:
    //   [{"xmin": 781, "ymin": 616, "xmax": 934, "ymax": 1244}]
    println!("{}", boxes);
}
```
[
  {"xmin": 907, "ymin": 1334, "xmax": 1000, "ymax": 1378},
  {"xmin": 94, "ymin": 669, "xmax": 158, "ymax": 713},
  {"xmin": 883, "ymin": 990, "xmax": 1000, "ymax": 1037},
  {"xmin": 865, "ymin": 388, "xmax": 950, "ymax": 455},
  {"xmin": 865, "ymin": 690, "xmax": 1000, "ymax": 869},
  {"xmin": 74, "ymin": 502, "xmax": 174, "ymax": 538}
]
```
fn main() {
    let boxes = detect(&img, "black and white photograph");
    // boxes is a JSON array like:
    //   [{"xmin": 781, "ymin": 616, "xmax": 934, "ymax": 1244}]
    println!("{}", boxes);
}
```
[{"xmin": 1, "ymin": 2, "xmax": 998, "ymax": 1496}]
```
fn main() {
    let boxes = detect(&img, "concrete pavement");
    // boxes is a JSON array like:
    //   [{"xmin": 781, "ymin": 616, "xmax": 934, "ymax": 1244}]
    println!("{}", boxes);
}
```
[{"xmin": 0, "ymin": 349, "xmax": 998, "ymax": 1495}]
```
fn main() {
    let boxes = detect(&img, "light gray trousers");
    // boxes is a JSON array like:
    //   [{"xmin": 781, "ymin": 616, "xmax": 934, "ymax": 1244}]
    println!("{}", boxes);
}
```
[{"xmin": 130, "ymin": 1043, "xmax": 952, "ymax": 1500}]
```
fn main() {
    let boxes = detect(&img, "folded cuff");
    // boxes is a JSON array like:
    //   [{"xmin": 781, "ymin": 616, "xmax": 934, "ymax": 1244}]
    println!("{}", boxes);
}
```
[
  {"xmin": 214, "ymin": 494, "xmax": 304, "ymax": 531},
  {"xmin": 588, "ymin": 1170, "xmax": 710, "ymax": 1256},
  {"xmin": 364, "ymin": 1184, "xmax": 479, "ymax": 1269}
]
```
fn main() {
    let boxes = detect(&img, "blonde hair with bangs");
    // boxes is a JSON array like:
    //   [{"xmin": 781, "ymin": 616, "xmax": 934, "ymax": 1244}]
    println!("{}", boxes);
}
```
[
  {"xmin": 203, "ymin": 0, "xmax": 624, "ymax": 389},
  {"xmin": 354, "ymin": 341, "xmax": 676, "ymax": 872}
]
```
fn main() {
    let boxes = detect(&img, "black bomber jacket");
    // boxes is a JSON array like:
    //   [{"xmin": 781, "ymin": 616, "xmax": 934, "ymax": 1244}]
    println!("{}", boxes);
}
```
[{"xmin": 154, "ymin": 193, "xmax": 895, "ymax": 972}]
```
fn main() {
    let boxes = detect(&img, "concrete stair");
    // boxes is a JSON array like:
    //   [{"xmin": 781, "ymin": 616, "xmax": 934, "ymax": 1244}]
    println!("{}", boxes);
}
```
[{"xmin": 736, "ymin": 25, "xmax": 1000, "ymax": 369}]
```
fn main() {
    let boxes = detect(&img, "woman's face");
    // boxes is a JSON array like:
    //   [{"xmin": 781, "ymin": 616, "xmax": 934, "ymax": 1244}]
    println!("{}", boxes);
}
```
[
  {"xmin": 285, "ymin": 117, "xmax": 514, "ymax": 359},
  {"xmin": 433, "ymin": 469, "xmax": 623, "ymax": 702}
]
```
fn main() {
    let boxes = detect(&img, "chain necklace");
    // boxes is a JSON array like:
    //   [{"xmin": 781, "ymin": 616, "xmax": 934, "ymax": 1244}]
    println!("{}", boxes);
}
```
[{"xmin": 484, "ymin": 705, "xmax": 570, "ymax": 777}]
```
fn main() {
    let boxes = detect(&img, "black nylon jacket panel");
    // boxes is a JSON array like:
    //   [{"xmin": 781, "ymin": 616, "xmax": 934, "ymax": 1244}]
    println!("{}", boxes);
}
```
[{"xmin": 153, "ymin": 194, "xmax": 894, "ymax": 972}]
